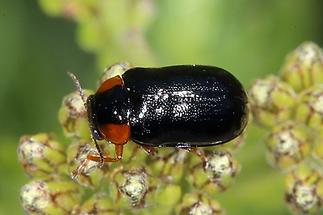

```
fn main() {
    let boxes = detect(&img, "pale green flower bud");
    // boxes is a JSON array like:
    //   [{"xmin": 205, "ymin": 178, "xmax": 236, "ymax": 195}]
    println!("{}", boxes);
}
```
[
  {"xmin": 111, "ymin": 167, "xmax": 152, "ymax": 208},
  {"xmin": 285, "ymin": 164, "xmax": 322, "ymax": 214},
  {"xmin": 67, "ymin": 140, "xmax": 106, "ymax": 188},
  {"xmin": 313, "ymin": 135, "xmax": 323, "ymax": 163},
  {"xmin": 18, "ymin": 133, "xmax": 66, "ymax": 178},
  {"xmin": 188, "ymin": 150, "xmax": 240, "ymax": 194},
  {"xmin": 154, "ymin": 184, "xmax": 181, "ymax": 211},
  {"xmin": 295, "ymin": 84, "xmax": 323, "ymax": 133},
  {"xmin": 150, "ymin": 149, "xmax": 187, "ymax": 183},
  {"xmin": 79, "ymin": 193, "xmax": 120, "ymax": 215},
  {"xmin": 119, "ymin": 169, "xmax": 148, "ymax": 207},
  {"xmin": 280, "ymin": 41, "xmax": 323, "ymax": 92},
  {"xmin": 248, "ymin": 75, "xmax": 297, "ymax": 127},
  {"xmin": 204, "ymin": 150, "xmax": 240, "ymax": 188},
  {"xmin": 176, "ymin": 193, "xmax": 224, "ymax": 215},
  {"xmin": 20, "ymin": 179, "xmax": 81, "ymax": 215},
  {"xmin": 58, "ymin": 90, "xmax": 93, "ymax": 140},
  {"xmin": 265, "ymin": 121, "xmax": 312, "ymax": 170}
]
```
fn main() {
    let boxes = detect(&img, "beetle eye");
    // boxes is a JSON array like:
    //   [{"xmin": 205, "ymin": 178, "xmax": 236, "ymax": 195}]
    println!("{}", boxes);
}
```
[{"xmin": 92, "ymin": 129, "xmax": 103, "ymax": 140}]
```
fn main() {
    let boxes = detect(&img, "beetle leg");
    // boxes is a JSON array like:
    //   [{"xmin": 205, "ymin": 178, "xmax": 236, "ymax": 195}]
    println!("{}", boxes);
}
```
[
  {"xmin": 141, "ymin": 145, "xmax": 158, "ymax": 156},
  {"xmin": 115, "ymin": 144, "xmax": 123, "ymax": 160},
  {"xmin": 87, "ymin": 154, "xmax": 119, "ymax": 162},
  {"xmin": 87, "ymin": 144, "xmax": 124, "ymax": 162},
  {"xmin": 93, "ymin": 138, "xmax": 104, "ymax": 166},
  {"xmin": 182, "ymin": 147, "xmax": 207, "ymax": 167},
  {"xmin": 71, "ymin": 145, "xmax": 122, "ymax": 179}
]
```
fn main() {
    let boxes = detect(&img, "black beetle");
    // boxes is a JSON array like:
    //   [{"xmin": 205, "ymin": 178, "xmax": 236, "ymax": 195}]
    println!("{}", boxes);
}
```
[{"xmin": 69, "ymin": 65, "xmax": 248, "ymax": 163}]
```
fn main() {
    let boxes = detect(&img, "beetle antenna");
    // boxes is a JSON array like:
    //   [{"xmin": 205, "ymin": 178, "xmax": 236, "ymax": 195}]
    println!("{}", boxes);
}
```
[
  {"xmin": 67, "ymin": 72, "xmax": 105, "ymax": 166},
  {"xmin": 67, "ymin": 72, "xmax": 87, "ymax": 110}
]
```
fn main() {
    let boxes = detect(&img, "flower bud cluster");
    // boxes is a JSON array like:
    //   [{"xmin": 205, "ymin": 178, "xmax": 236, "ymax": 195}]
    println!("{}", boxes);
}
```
[{"xmin": 249, "ymin": 41, "xmax": 323, "ymax": 214}]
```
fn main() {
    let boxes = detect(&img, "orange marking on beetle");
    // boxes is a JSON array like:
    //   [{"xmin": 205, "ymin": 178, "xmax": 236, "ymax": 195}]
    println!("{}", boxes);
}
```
[
  {"xmin": 97, "ymin": 76, "xmax": 124, "ymax": 93},
  {"xmin": 99, "ymin": 123, "xmax": 130, "ymax": 145}
]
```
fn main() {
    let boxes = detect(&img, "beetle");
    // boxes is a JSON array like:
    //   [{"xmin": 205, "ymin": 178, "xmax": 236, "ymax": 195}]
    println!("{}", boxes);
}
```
[{"xmin": 69, "ymin": 65, "xmax": 248, "ymax": 164}]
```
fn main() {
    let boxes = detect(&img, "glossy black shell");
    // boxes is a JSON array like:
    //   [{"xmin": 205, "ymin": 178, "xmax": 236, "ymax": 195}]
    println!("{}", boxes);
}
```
[{"xmin": 89, "ymin": 65, "xmax": 248, "ymax": 147}]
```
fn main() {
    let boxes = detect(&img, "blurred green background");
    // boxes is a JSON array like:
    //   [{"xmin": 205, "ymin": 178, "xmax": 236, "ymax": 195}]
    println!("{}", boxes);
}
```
[{"xmin": 0, "ymin": 0, "xmax": 322, "ymax": 214}]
